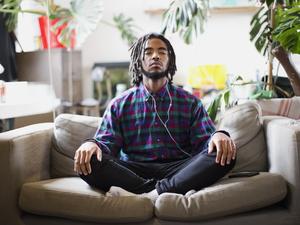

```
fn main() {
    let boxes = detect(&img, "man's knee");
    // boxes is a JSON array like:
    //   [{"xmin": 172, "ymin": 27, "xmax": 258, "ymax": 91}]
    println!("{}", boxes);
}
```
[
  {"xmin": 203, "ymin": 149, "xmax": 236, "ymax": 170},
  {"xmin": 79, "ymin": 154, "xmax": 111, "ymax": 191},
  {"xmin": 90, "ymin": 153, "xmax": 111, "ymax": 167},
  {"xmin": 228, "ymin": 157, "xmax": 236, "ymax": 168}
]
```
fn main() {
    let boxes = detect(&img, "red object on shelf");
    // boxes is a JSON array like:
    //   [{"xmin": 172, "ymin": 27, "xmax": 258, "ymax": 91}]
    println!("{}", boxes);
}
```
[
  {"xmin": 192, "ymin": 88, "xmax": 203, "ymax": 98},
  {"xmin": 38, "ymin": 16, "xmax": 76, "ymax": 49}
]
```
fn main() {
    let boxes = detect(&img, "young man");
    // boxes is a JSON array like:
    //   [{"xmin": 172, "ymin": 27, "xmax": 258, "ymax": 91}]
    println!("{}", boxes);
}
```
[{"xmin": 74, "ymin": 33, "xmax": 236, "ymax": 203}]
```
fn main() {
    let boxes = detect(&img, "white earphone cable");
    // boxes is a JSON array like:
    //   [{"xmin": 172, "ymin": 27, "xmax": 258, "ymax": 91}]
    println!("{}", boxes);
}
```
[{"xmin": 147, "ymin": 84, "xmax": 192, "ymax": 157}]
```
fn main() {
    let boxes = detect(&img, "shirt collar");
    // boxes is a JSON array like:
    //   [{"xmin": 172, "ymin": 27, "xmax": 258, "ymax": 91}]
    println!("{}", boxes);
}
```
[{"xmin": 139, "ymin": 82, "xmax": 168, "ymax": 101}]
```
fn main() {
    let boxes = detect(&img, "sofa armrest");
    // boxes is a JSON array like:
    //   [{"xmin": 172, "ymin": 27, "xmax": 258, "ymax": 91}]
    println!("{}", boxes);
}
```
[
  {"xmin": 263, "ymin": 116, "xmax": 300, "ymax": 216},
  {"xmin": 0, "ymin": 123, "xmax": 54, "ymax": 225}
]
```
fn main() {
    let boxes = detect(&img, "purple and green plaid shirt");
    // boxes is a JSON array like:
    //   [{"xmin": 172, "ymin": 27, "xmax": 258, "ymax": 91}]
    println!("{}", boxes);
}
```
[{"xmin": 94, "ymin": 83, "xmax": 216, "ymax": 162}]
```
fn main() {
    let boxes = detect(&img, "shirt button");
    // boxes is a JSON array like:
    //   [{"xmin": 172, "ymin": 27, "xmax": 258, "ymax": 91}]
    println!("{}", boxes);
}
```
[
  {"xmin": 155, "ymin": 122, "xmax": 158, "ymax": 125},
  {"xmin": 157, "ymin": 138, "xmax": 160, "ymax": 142}
]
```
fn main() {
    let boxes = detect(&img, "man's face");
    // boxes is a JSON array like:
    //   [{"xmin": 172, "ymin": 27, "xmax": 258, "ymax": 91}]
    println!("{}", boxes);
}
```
[{"xmin": 141, "ymin": 38, "xmax": 169, "ymax": 80}]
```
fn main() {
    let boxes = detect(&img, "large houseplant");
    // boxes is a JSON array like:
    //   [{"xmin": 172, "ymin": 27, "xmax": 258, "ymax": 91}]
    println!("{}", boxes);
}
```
[
  {"xmin": 250, "ymin": 0, "xmax": 300, "ymax": 95},
  {"xmin": 160, "ymin": 0, "xmax": 300, "ymax": 121}
]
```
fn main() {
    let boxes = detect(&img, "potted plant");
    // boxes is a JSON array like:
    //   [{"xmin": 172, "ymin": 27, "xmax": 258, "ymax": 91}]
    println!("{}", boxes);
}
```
[
  {"xmin": 250, "ymin": 0, "xmax": 300, "ymax": 95},
  {"xmin": 161, "ymin": 0, "xmax": 300, "ymax": 95},
  {"xmin": 0, "ymin": 0, "xmax": 138, "ymax": 48},
  {"xmin": 0, "ymin": 0, "xmax": 104, "ymax": 48},
  {"xmin": 0, "ymin": 0, "xmax": 137, "ymax": 98}
]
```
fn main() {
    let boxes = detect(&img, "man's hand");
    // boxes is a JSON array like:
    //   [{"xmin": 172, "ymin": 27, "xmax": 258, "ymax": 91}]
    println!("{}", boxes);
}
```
[
  {"xmin": 208, "ymin": 132, "xmax": 236, "ymax": 166},
  {"xmin": 74, "ymin": 141, "xmax": 102, "ymax": 175}
]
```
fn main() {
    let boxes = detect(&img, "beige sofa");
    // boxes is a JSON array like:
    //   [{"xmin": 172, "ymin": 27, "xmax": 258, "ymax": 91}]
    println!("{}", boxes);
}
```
[{"xmin": 0, "ymin": 102, "xmax": 299, "ymax": 225}]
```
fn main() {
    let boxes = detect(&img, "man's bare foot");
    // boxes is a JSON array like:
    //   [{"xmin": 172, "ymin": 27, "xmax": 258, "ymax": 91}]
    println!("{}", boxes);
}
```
[
  {"xmin": 106, "ymin": 186, "xmax": 159, "ymax": 204},
  {"xmin": 106, "ymin": 186, "xmax": 136, "ymax": 197},
  {"xmin": 144, "ymin": 189, "xmax": 159, "ymax": 204},
  {"xmin": 185, "ymin": 189, "xmax": 197, "ymax": 197}
]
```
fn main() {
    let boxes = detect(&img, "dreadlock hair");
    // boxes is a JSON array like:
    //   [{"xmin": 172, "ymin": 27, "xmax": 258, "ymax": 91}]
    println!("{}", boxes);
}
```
[{"xmin": 129, "ymin": 33, "xmax": 177, "ymax": 86}]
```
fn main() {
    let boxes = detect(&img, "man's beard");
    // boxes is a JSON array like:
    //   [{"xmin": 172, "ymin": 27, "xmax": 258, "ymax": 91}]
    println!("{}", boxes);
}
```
[{"xmin": 141, "ymin": 67, "xmax": 168, "ymax": 80}]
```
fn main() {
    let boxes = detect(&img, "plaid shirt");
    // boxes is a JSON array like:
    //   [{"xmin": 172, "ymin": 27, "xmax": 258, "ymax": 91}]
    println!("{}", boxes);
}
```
[{"xmin": 94, "ymin": 83, "xmax": 216, "ymax": 162}]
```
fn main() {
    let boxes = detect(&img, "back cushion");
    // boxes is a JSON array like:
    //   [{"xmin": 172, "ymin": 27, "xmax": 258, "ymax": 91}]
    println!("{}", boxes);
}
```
[
  {"xmin": 255, "ymin": 96, "xmax": 300, "ymax": 119},
  {"xmin": 51, "ymin": 102, "xmax": 267, "ymax": 177},
  {"xmin": 218, "ymin": 102, "xmax": 268, "ymax": 172},
  {"xmin": 51, "ymin": 114, "xmax": 101, "ymax": 178}
]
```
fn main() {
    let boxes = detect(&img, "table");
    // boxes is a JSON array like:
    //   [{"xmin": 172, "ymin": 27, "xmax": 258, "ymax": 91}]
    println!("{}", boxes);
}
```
[{"xmin": 0, "ymin": 82, "xmax": 60, "ymax": 131}]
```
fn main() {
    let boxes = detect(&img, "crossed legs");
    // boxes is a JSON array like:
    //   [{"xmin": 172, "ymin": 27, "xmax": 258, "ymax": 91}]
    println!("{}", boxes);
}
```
[{"xmin": 80, "ymin": 150, "xmax": 235, "ymax": 201}]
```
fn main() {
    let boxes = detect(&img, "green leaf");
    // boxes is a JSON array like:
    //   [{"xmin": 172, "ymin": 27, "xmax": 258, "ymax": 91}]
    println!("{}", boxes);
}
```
[
  {"xmin": 272, "ymin": 3, "xmax": 300, "ymax": 54},
  {"xmin": 0, "ymin": 0, "xmax": 22, "ymax": 31},
  {"xmin": 161, "ymin": 0, "xmax": 209, "ymax": 44},
  {"xmin": 113, "ymin": 13, "xmax": 138, "ymax": 46},
  {"xmin": 207, "ymin": 88, "xmax": 231, "ymax": 122},
  {"xmin": 250, "ymin": 90, "xmax": 275, "ymax": 99},
  {"xmin": 207, "ymin": 94, "xmax": 222, "ymax": 122},
  {"xmin": 222, "ymin": 89, "xmax": 230, "ymax": 106},
  {"xmin": 249, "ymin": 4, "xmax": 271, "ymax": 55},
  {"xmin": 250, "ymin": 6, "xmax": 265, "ymax": 25},
  {"xmin": 67, "ymin": 0, "xmax": 104, "ymax": 47},
  {"xmin": 266, "ymin": 0, "xmax": 275, "ymax": 6}
]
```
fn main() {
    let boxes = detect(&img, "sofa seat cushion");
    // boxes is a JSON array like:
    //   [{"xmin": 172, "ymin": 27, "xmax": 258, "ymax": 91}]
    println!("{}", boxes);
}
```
[
  {"xmin": 155, "ymin": 172, "xmax": 287, "ymax": 221},
  {"xmin": 19, "ymin": 177, "xmax": 153, "ymax": 223}
]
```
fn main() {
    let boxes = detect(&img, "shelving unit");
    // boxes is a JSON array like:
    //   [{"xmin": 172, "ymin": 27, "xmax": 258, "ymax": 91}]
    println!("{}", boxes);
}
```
[{"xmin": 16, "ymin": 49, "xmax": 82, "ymax": 104}]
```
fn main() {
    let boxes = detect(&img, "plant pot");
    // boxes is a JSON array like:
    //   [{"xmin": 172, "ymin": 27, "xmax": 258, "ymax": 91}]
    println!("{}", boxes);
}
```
[
  {"xmin": 38, "ymin": 16, "xmax": 76, "ymax": 49},
  {"xmin": 232, "ymin": 83, "xmax": 257, "ymax": 99}
]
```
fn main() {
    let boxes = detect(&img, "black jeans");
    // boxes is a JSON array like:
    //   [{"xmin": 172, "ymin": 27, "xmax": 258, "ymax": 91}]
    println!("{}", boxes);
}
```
[{"xmin": 80, "ymin": 149, "xmax": 235, "ymax": 195}]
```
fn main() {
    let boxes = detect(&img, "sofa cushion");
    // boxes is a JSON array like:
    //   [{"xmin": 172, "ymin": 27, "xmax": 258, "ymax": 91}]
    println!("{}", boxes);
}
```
[
  {"xmin": 218, "ymin": 102, "xmax": 268, "ymax": 172},
  {"xmin": 51, "ymin": 114, "xmax": 101, "ymax": 177},
  {"xmin": 155, "ymin": 172, "xmax": 287, "ymax": 221},
  {"xmin": 19, "ymin": 177, "xmax": 153, "ymax": 223},
  {"xmin": 255, "ymin": 96, "xmax": 300, "ymax": 119}
]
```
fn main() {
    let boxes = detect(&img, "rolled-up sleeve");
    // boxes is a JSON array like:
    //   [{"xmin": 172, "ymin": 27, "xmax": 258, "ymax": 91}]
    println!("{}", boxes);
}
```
[{"xmin": 94, "ymin": 101, "xmax": 123, "ymax": 157}]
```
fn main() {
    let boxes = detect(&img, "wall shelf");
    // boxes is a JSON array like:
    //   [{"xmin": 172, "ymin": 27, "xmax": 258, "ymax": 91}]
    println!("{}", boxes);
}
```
[
  {"xmin": 145, "ymin": 6, "xmax": 258, "ymax": 15},
  {"xmin": 210, "ymin": 6, "xmax": 259, "ymax": 14}
]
